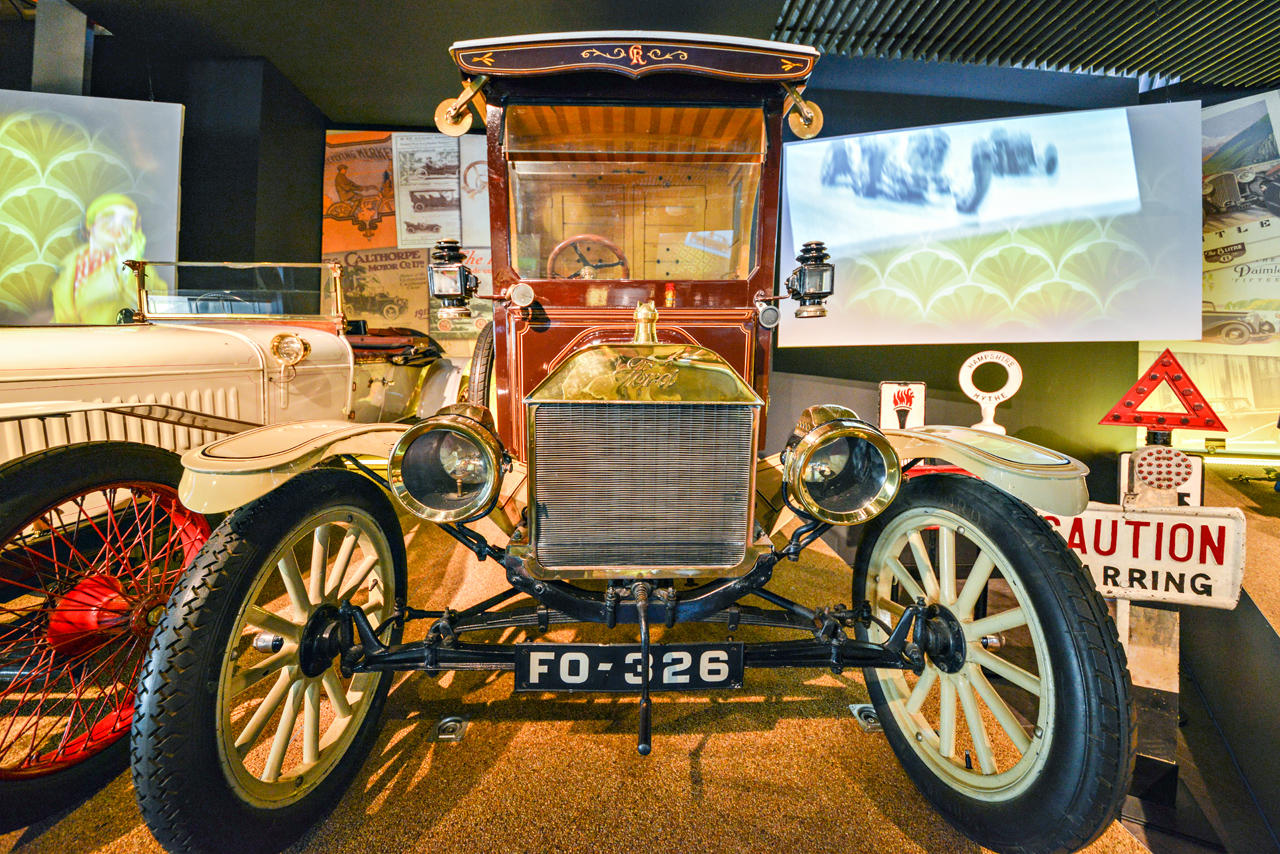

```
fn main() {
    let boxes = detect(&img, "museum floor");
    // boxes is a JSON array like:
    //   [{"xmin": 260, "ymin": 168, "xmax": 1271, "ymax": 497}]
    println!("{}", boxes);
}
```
[{"xmin": 0, "ymin": 517, "xmax": 1155, "ymax": 854}]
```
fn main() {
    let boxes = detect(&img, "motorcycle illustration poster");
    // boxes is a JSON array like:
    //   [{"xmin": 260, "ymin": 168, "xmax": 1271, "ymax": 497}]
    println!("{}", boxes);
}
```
[
  {"xmin": 392, "ymin": 133, "xmax": 462, "ymax": 248},
  {"xmin": 323, "ymin": 131, "xmax": 397, "ymax": 251}
]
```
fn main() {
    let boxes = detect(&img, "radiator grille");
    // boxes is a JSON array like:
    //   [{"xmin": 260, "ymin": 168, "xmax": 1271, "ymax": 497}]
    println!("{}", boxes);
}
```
[{"xmin": 531, "ymin": 403, "xmax": 755, "ymax": 570}]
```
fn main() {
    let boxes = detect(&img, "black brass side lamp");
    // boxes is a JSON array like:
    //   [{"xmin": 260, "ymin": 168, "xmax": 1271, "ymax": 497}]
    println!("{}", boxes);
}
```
[
  {"xmin": 783, "ymin": 241, "xmax": 835, "ymax": 318},
  {"xmin": 428, "ymin": 239, "xmax": 479, "ymax": 319}
]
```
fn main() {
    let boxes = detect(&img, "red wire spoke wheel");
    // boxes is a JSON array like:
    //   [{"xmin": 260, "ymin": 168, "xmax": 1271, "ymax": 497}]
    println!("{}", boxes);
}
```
[{"xmin": 0, "ymin": 442, "xmax": 209, "ymax": 831}]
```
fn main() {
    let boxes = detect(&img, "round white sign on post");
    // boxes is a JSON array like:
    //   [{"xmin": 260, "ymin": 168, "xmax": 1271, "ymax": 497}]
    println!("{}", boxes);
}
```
[{"xmin": 958, "ymin": 350, "xmax": 1022, "ymax": 435}]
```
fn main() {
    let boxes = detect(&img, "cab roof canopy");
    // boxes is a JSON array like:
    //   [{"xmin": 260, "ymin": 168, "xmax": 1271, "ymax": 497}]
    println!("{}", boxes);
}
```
[{"xmin": 449, "ymin": 31, "xmax": 818, "ymax": 86}]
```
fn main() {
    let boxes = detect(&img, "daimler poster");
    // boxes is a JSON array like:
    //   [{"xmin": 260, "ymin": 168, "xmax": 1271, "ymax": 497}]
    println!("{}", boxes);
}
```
[
  {"xmin": 1142, "ymin": 91, "xmax": 1280, "ymax": 456},
  {"xmin": 1200, "ymin": 91, "xmax": 1280, "ymax": 289}
]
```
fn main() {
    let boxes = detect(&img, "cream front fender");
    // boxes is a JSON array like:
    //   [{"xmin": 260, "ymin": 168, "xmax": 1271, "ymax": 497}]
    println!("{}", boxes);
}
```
[
  {"xmin": 755, "ymin": 424, "xmax": 1089, "ymax": 532},
  {"xmin": 180, "ymin": 420, "xmax": 410, "ymax": 513},
  {"xmin": 882, "ymin": 425, "xmax": 1089, "ymax": 516}
]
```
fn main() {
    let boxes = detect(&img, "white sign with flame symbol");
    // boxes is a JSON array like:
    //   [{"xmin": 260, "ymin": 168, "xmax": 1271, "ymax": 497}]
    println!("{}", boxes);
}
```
[{"xmin": 878, "ymin": 382, "xmax": 926, "ymax": 430}]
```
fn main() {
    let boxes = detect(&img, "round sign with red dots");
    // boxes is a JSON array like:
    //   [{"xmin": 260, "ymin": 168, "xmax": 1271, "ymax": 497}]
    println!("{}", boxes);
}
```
[{"xmin": 1132, "ymin": 445, "xmax": 1195, "ymax": 490}]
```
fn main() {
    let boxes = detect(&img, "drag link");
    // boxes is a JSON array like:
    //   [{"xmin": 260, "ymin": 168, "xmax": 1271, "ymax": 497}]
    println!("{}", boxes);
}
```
[{"xmin": 634, "ymin": 582, "xmax": 653, "ymax": 756}]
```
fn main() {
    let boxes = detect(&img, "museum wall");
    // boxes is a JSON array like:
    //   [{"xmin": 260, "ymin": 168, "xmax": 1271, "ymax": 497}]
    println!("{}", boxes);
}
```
[
  {"xmin": 3, "ymin": 21, "xmax": 327, "ymax": 263},
  {"xmin": 0, "ymin": 21, "xmax": 33, "ymax": 91}
]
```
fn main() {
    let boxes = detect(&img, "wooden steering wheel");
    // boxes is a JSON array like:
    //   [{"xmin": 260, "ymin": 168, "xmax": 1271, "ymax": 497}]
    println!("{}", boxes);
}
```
[{"xmin": 546, "ymin": 234, "xmax": 630, "ymax": 279}]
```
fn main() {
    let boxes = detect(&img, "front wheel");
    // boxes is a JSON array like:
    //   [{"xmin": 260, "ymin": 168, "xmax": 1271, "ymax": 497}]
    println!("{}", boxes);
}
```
[
  {"xmin": 852, "ymin": 474, "xmax": 1133, "ymax": 854},
  {"xmin": 131, "ymin": 469, "xmax": 405, "ymax": 854}
]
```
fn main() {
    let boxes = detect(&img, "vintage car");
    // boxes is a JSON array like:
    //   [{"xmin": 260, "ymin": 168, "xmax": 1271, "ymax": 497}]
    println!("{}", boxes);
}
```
[
  {"xmin": 1201, "ymin": 299, "xmax": 1277, "ymax": 344},
  {"xmin": 130, "ymin": 33, "xmax": 1134, "ymax": 854},
  {"xmin": 0, "ymin": 261, "xmax": 457, "ymax": 831},
  {"xmin": 1202, "ymin": 159, "xmax": 1280, "ymax": 217}
]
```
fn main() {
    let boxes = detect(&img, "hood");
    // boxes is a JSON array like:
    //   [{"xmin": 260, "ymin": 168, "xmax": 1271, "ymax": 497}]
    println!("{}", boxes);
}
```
[{"xmin": 526, "ymin": 342, "xmax": 762, "ymax": 405}]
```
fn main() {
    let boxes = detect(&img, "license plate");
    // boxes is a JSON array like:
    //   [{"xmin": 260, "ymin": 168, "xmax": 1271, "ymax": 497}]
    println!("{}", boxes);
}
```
[{"xmin": 514, "ymin": 642, "xmax": 744, "ymax": 692}]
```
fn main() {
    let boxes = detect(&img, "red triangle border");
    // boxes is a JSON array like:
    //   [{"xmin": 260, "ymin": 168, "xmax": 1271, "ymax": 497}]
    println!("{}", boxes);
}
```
[{"xmin": 1099, "ymin": 348, "xmax": 1228, "ymax": 432}]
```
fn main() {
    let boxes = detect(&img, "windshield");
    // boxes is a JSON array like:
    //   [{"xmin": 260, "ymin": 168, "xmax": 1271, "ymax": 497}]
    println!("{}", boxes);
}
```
[
  {"xmin": 506, "ymin": 103, "xmax": 765, "ymax": 281},
  {"xmin": 139, "ymin": 262, "xmax": 339, "ymax": 318}
]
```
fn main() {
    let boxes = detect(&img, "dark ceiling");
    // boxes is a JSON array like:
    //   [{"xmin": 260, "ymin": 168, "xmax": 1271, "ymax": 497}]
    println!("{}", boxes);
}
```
[
  {"xmin": 11, "ymin": 0, "xmax": 1280, "ymax": 127},
  {"xmin": 774, "ymin": 0, "xmax": 1280, "ymax": 89},
  {"xmin": 70, "ymin": 1, "xmax": 787, "ymax": 127}
]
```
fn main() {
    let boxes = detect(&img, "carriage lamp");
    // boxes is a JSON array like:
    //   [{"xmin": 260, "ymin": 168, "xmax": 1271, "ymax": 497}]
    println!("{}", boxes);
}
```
[
  {"xmin": 388, "ymin": 402, "xmax": 505, "ymax": 523},
  {"xmin": 783, "ymin": 404, "xmax": 901, "ymax": 525},
  {"xmin": 428, "ymin": 239, "xmax": 480, "ymax": 320},
  {"xmin": 783, "ymin": 241, "xmax": 835, "ymax": 318}
]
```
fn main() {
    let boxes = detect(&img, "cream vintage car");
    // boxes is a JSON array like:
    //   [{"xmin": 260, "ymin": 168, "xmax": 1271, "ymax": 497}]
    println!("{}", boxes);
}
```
[{"xmin": 0, "ymin": 261, "xmax": 457, "ymax": 830}]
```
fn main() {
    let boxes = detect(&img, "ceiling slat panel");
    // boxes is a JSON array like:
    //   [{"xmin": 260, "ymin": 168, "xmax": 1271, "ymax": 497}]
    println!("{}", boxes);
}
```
[
  {"xmin": 898, "ymin": 0, "xmax": 969, "ymax": 61},
  {"xmin": 818, "ymin": 0, "xmax": 861, "ymax": 52},
  {"xmin": 834, "ymin": 0, "xmax": 884, "ymax": 54},
  {"xmin": 1156, "ymin": 2, "xmax": 1273, "ymax": 74},
  {"xmin": 879, "ymin": 0, "xmax": 943, "ymax": 56},
  {"xmin": 774, "ymin": 0, "xmax": 1280, "ymax": 88},
  {"xmin": 991, "ymin": 0, "xmax": 1081, "ymax": 67}
]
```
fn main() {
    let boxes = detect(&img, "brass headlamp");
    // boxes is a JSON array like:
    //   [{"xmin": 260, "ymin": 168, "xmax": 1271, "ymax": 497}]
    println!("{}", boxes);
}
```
[
  {"xmin": 388, "ymin": 402, "xmax": 505, "ymax": 523},
  {"xmin": 783, "ymin": 404, "xmax": 900, "ymax": 525}
]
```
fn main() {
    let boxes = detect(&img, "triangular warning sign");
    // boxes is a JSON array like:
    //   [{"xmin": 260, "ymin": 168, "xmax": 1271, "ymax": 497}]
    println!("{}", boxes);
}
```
[{"xmin": 1100, "ymin": 349, "xmax": 1227, "ymax": 431}]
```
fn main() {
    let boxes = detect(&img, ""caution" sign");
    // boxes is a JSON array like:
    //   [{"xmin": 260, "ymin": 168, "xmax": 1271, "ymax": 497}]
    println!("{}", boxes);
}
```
[{"xmin": 1041, "ymin": 502, "xmax": 1244, "ymax": 609}]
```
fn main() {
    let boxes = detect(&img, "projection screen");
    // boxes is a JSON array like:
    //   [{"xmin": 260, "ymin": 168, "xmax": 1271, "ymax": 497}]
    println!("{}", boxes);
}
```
[{"xmin": 778, "ymin": 102, "xmax": 1202, "ymax": 347}]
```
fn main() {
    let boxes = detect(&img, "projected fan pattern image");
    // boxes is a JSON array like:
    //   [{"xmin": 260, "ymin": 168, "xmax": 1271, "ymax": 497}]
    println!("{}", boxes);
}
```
[
  {"xmin": 0, "ymin": 111, "xmax": 141, "ymax": 323},
  {"xmin": 840, "ymin": 217, "xmax": 1150, "ymax": 332}
]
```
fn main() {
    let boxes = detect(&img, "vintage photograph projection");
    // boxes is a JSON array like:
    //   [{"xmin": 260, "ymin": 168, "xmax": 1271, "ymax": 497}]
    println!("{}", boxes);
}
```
[
  {"xmin": 0, "ymin": 90, "xmax": 182, "ymax": 325},
  {"xmin": 778, "ymin": 102, "xmax": 1202, "ymax": 346}
]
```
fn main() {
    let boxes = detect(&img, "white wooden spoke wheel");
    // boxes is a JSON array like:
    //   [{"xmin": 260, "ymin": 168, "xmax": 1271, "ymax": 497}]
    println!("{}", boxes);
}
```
[
  {"xmin": 216, "ymin": 506, "xmax": 394, "ymax": 806},
  {"xmin": 130, "ymin": 470, "xmax": 405, "ymax": 852},
  {"xmin": 852, "ymin": 474, "xmax": 1134, "ymax": 853}
]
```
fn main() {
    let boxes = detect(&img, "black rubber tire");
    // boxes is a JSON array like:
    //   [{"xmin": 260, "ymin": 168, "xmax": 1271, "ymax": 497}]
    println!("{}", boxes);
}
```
[
  {"xmin": 130, "ymin": 469, "xmax": 406, "ymax": 854},
  {"xmin": 1219, "ymin": 321, "xmax": 1251, "ymax": 344},
  {"xmin": 467, "ymin": 319, "xmax": 495, "ymax": 407},
  {"xmin": 852, "ymin": 474, "xmax": 1135, "ymax": 854},
  {"xmin": 0, "ymin": 442, "xmax": 196, "ymax": 832}
]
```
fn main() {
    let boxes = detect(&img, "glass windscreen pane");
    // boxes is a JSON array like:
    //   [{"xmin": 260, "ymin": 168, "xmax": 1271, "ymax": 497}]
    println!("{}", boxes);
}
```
[
  {"xmin": 506, "ymin": 104, "xmax": 764, "ymax": 281},
  {"xmin": 142, "ymin": 264, "xmax": 337, "ymax": 317}
]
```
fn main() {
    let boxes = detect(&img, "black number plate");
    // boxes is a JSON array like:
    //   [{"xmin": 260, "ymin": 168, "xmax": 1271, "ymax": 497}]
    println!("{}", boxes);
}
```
[{"xmin": 514, "ymin": 642, "xmax": 744, "ymax": 692}]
